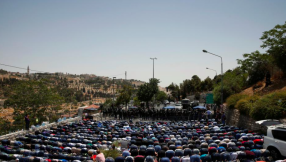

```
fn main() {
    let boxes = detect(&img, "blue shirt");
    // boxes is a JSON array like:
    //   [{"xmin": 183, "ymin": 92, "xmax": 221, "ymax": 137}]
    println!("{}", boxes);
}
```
[{"xmin": 190, "ymin": 154, "xmax": 200, "ymax": 162}]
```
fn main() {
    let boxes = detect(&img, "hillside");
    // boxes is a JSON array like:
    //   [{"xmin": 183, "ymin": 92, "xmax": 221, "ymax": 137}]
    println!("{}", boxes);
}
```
[{"xmin": 241, "ymin": 78, "xmax": 286, "ymax": 96}]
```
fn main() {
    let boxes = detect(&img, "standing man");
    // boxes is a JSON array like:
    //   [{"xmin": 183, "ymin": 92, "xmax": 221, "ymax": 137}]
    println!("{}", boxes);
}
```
[
  {"xmin": 221, "ymin": 112, "xmax": 226, "ymax": 125},
  {"xmin": 24, "ymin": 114, "xmax": 30, "ymax": 130},
  {"xmin": 205, "ymin": 108, "xmax": 212, "ymax": 120}
]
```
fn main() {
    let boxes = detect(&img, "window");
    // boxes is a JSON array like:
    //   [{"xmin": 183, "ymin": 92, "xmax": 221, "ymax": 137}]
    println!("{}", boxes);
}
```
[{"xmin": 272, "ymin": 129, "xmax": 286, "ymax": 141}]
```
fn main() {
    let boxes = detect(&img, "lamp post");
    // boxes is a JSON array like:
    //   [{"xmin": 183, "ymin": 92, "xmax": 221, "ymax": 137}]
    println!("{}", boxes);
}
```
[
  {"xmin": 150, "ymin": 57, "xmax": 157, "ymax": 108},
  {"xmin": 203, "ymin": 50, "xmax": 223, "ymax": 105},
  {"xmin": 113, "ymin": 77, "xmax": 116, "ymax": 103},
  {"xmin": 150, "ymin": 57, "xmax": 157, "ymax": 79},
  {"xmin": 206, "ymin": 67, "xmax": 217, "ymax": 76}
]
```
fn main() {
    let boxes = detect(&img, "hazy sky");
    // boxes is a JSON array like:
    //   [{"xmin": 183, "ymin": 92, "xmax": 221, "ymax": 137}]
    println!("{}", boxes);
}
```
[{"xmin": 1, "ymin": 1, "xmax": 285, "ymax": 87}]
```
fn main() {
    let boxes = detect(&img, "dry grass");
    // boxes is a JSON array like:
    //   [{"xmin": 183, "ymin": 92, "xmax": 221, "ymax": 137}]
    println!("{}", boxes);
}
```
[
  {"xmin": 241, "ymin": 78, "xmax": 286, "ymax": 97},
  {"xmin": 0, "ymin": 108, "xmax": 14, "ymax": 122}
]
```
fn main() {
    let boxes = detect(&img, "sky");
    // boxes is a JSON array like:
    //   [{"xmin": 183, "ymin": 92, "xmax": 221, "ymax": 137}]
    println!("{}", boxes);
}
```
[{"xmin": 0, "ymin": 0, "xmax": 286, "ymax": 87}]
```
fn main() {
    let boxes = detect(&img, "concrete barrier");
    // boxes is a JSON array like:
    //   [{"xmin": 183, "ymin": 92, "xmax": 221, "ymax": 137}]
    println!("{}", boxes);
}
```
[{"xmin": 0, "ymin": 116, "xmax": 80, "ymax": 141}]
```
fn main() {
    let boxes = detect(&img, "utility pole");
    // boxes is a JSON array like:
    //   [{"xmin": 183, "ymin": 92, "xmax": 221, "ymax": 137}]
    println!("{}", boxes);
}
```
[
  {"xmin": 150, "ymin": 57, "xmax": 157, "ymax": 109},
  {"xmin": 150, "ymin": 58, "xmax": 157, "ymax": 78},
  {"xmin": 113, "ymin": 77, "xmax": 116, "ymax": 104}
]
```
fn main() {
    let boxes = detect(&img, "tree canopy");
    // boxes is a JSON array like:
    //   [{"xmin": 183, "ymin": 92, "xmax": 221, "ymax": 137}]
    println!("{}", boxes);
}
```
[
  {"xmin": 156, "ymin": 91, "xmax": 168, "ymax": 103},
  {"xmin": 137, "ymin": 78, "xmax": 159, "ymax": 108},
  {"xmin": 261, "ymin": 21, "xmax": 286, "ymax": 75},
  {"xmin": 237, "ymin": 50, "xmax": 274, "ymax": 85},
  {"xmin": 4, "ymin": 80, "xmax": 64, "ymax": 126},
  {"xmin": 116, "ymin": 85, "xmax": 133, "ymax": 107}
]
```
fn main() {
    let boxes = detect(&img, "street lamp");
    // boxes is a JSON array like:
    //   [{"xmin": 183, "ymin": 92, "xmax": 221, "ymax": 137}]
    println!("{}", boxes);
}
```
[
  {"xmin": 150, "ymin": 57, "xmax": 157, "ymax": 108},
  {"xmin": 203, "ymin": 50, "xmax": 224, "ymax": 105},
  {"xmin": 150, "ymin": 57, "xmax": 157, "ymax": 79},
  {"xmin": 206, "ymin": 67, "xmax": 217, "ymax": 76},
  {"xmin": 113, "ymin": 77, "xmax": 116, "ymax": 103}
]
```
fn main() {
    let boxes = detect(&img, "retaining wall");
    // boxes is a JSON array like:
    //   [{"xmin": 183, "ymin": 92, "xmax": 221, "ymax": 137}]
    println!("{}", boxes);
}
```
[
  {"xmin": 224, "ymin": 107, "xmax": 286, "ymax": 133},
  {"xmin": 224, "ymin": 108, "xmax": 264, "ymax": 132},
  {"xmin": 0, "ymin": 117, "xmax": 81, "ymax": 141}
]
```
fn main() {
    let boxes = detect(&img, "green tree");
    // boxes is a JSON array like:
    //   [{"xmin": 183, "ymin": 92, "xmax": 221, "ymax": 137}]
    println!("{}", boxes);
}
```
[
  {"xmin": 195, "ymin": 92, "xmax": 200, "ymax": 100},
  {"xmin": 237, "ymin": 50, "xmax": 274, "ymax": 85},
  {"xmin": 213, "ymin": 67, "xmax": 248, "ymax": 104},
  {"xmin": 180, "ymin": 79, "xmax": 192, "ymax": 99},
  {"xmin": 0, "ymin": 69, "xmax": 8, "ymax": 75},
  {"xmin": 116, "ymin": 85, "xmax": 133, "ymax": 108},
  {"xmin": 156, "ymin": 91, "xmax": 168, "ymax": 103},
  {"xmin": 4, "ymin": 80, "xmax": 64, "ymax": 128},
  {"xmin": 201, "ymin": 77, "xmax": 213, "ymax": 92},
  {"xmin": 103, "ymin": 98, "xmax": 113, "ymax": 110},
  {"xmin": 190, "ymin": 75, "xmax": 201, "ymax": 93},
  {"xmin": 137, "ymin": 78, "xmax": 160, "ymax": 108},
  {"xmin": 75, "ymin": 90, "xmax": 84, "ymax": 102},
  {"xmin": 54, "ymin": 85, "xmax": 76, "ymax": 103},
  {"xmin": 133, "ymin": 96, "xmax": 141, "ymax": 107},
  {"xmin": 168, "ymin": 83, "xmax": 181, "ymax": 101},
  {"xmin": 149, "ymin": 78, "xmax": 160, "ymax": 95},
  {"xmin": 261, "ymin": 21, "xmax": 286, "ymax": 75}
]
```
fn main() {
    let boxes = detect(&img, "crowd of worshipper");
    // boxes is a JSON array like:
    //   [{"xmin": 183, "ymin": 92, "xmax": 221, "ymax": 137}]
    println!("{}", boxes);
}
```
[
  {"xmin": 102, "ymin": 107, "xmax": 225, "ymax": 123},
  {"xmin": 0, "ymin": 118, "xmax": 274, "ymax": 162}
]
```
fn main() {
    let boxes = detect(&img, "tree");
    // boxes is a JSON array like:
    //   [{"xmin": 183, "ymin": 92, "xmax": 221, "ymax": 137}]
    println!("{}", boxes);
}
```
[
  {"xmin": 0, "ymin": 69, "xmax": 8, "ymax": 75},
  {"xmin": 53, "ymin": 85, "xmax": 76, "ymax": 103},
  {"xmin": 103, "ymin": 98, "xmax": 113, "ymax": 110},
  {"xmin": 156, "ymin": 91, "xmax": 168, "ymax": 103},
  {"xmin": 4, "ymin": 80, "xmax": 64, "ymax": 127},
  {"xmin": 261, "ymin": 21, "xmax": 286, "ymax": 75},
  {"xmin": 195, "ymin": 92, "xmax": 200, "ymax": 100},
  {"xmin": 137, "ymin": 78, "xmax": 160, "ymax": 108},
  {"xmin": 137, "ymin": 83, "xmax": 153, "ymax": 108},
  {"xmin": 167, "ymin": 83, "xmax": 181, "ymax": 101},
  {"xmin": 133, "ymin": 96, "xmax": 141, "ymax": 107},
  {"xmin": 149, "ymin": 78, "xmax": 160, "ymax": 96},
  {"xmin": 237, "ymin": 50, "xmax": 274, "ymax": 85},
  {"xmin": 180, "ymin": 79, "xmax": 193, "ymax": 99},
  {"xmin": 116, "ymin": 85, "xmax": 133, "ymax": 108},
  {"xmin": 213, "ymin": 67, "xmax": 248, "ymax": 104},
  {"xmin": 201, "ymin": 77, "xmax": 213, "ymax": 92},
  {"xmin": 190, "ymin": 75, "xmax": 201, "ymax": 93}
]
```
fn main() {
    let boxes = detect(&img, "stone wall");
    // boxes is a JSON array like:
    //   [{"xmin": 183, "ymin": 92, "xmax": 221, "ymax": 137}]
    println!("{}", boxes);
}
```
[
  {"xmin": 224, "ymin": 107, "xmax": 266, "ymax": 132},
  {"xmin": 224, "ymin": 107, "xmax": 286, "ymax": 133}
]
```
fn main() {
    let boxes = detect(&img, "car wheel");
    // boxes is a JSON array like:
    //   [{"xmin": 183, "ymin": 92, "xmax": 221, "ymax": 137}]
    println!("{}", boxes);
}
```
[{"xmin": 269, "ymin": 147, "xmax": 281, "ymax": 160}]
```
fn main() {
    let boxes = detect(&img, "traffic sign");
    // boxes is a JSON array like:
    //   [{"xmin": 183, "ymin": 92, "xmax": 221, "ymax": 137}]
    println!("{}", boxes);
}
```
[{"xmin": 206, "ymin": 93, "xmax": 214, "ymax": 104}]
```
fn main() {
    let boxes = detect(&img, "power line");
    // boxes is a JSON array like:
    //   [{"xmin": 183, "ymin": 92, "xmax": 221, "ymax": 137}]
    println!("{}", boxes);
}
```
[
  {"xmin": 0, "ymin": 62, "xmax": 125, "ymax": 78},
  {"xmin": 0, "ymin": 63, "xmax": 48, "ymax": 73}
]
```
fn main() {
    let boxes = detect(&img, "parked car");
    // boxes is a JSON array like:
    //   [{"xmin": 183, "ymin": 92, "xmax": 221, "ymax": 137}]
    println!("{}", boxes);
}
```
[
  {"xmin": 190, "ymin": 100, "xmax": 199, "ymax": 107},
  {"xmin": 170, "ymin": 102, "xmax": 175, "ymax": 105},
  {"xmin": 175, "ymin": 103, "xmax": 183, "ymax": 110},
  {"xmin": 257, "ymin": 120, "xmax": 286, "ymax": 160},
  {"xmin": 163, "ymin": 100, "xmax": 169, "ymax": 104}
]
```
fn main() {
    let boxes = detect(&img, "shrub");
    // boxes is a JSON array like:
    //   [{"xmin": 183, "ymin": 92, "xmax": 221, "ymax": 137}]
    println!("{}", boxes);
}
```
[
  {"xmin": 226, "ymin": 94, "xmax": 249, "ymax": 109},
  {"xmin": 250, "ymin": 91, "xmax": 286, "ymax": 120},
  {"xmin": 102, "ymin": 149, "xmax": 120, "ymax": 159},
  {"xmin": 235, "ymin": 95, "xmax": 260, "ymax": 115}
]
